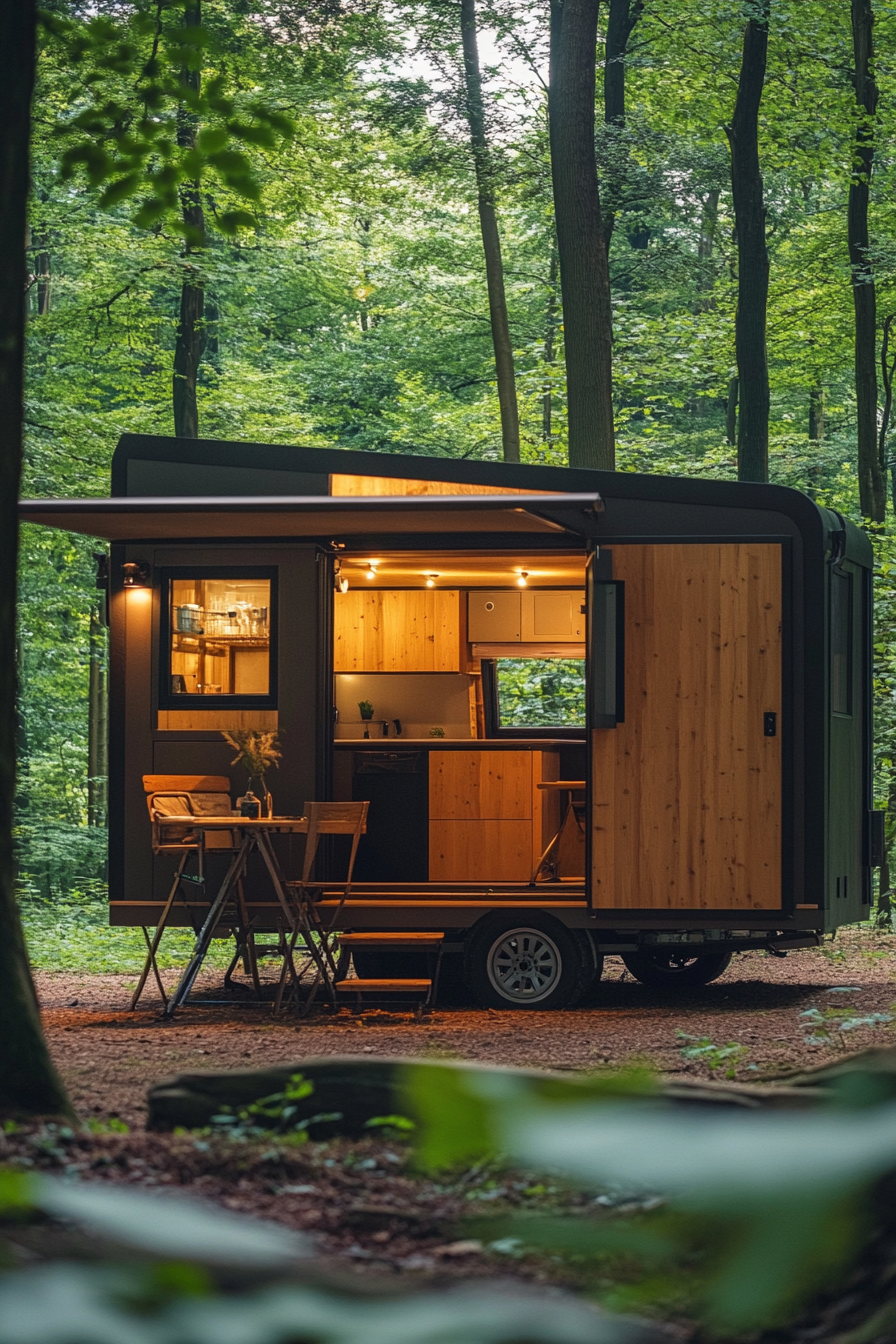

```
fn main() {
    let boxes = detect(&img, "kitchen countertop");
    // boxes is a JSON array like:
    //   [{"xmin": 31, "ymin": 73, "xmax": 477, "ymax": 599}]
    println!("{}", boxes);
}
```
[{"xmin": 334, "ymin": 738, "xmax": 585, "ymax": 750}]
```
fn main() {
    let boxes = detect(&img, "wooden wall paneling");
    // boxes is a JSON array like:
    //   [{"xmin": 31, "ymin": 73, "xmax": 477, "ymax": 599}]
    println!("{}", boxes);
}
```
[
  {"xmin": 429, "ymin": 820, "xmax": 533, "ymax": 881},
  {"xmin": 329, "ymin": 474, "xmax": 549, "ymax": 497},
  {"xmin": 590, "ymin": 729, "xmax": 616, "ymax": 904},
  {"xmin": 157, "ymin": 709, "xmax": 279, "ymax": 731},
  {"xmin": 590, "ymin": 544, "xmax": 782, "ymax": 911},
  {"xmin": 429, "ymin": 750, "xmax": 532, "ymax": 819}
]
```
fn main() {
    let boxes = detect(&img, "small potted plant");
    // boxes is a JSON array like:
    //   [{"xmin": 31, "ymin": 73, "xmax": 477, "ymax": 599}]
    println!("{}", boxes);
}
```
[
  {"xmin": 358, "ymin": 700, "xmax": 374, "ymax": 721},
  {"xmin": 221, "ymin": 729, "xmax": 282, "ymax": 818}
]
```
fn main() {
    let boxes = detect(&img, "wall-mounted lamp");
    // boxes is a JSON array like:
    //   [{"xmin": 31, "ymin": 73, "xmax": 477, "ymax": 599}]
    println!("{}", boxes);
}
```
[
  {"xmin": 366, "ymin": 563, "xmax": 378, "ymax": 581},
  {"xmin": 122, "ymin": 560, "xmax": 151, "ymax": 588},
  {"xmin": 426, "ymin": 573, "xmax": 438, "ymax": 588},
  {"xmin": 516, "ymin": 571, "xmax": 529, "ymax": 588}
]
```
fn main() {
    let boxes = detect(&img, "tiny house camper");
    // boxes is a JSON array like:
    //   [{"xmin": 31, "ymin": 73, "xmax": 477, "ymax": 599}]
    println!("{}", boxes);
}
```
[{"xmin": 20, "ymin": 434, "xmax": 879, "ymax": 1008}]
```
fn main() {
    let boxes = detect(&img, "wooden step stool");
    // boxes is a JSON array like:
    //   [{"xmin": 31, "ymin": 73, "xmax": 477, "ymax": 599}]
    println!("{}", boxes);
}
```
[{"xmin": 335, "ymin": 932, "xmax": 444, "ymax": 1013}]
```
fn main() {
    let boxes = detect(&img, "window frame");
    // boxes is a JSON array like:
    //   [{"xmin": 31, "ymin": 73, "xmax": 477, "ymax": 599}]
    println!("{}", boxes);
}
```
[
  {"xmin": 158, "ymin": 565, "xmax": 279, "ymax": 710},
  {"xmin": 481, "ymin": 656, "xmax": 588, "ymax": 739}
]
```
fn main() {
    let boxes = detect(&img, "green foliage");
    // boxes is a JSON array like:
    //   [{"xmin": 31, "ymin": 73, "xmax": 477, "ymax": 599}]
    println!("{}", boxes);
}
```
[
  {"xmin": 18, "ymin": 881, "xmax": 233, "ymax": 973},
  {"xmin": 495, "ymin": 659, "xmax": 585, "ymax": 728},
  {"xmin": 210, "ymin": 1073, "xmax": 342, "ymax": 1142},
  {"xmin": 402, "ymin": 1059, "xmax": 896, "ymax": 1332},
  {"xmin": 799, "ymin": 1004, "xmax": 895, "ymax": 1047},
  {"xmin": 675, "ymin": 1032, "xmax": 750, "ymax": 1078}
]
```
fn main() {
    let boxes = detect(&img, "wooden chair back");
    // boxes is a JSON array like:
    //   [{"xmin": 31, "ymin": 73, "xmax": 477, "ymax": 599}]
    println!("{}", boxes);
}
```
[
  {"xmin": 142, "ymin": 775, "xmax": 235, "ymax": 853},
  {"xmin": 299, "ymin": 801, "xmax": 369, "ymax": 888}
]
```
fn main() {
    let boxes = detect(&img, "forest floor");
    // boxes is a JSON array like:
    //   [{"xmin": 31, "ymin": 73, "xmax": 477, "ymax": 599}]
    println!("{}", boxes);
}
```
[
  {"xmin": 34, "ymin": 923, "xmax": 896, "ymax": 1126},
  {"xmin": 9, "ymin": 923, "xmax": 896, "ymax": 1337}
]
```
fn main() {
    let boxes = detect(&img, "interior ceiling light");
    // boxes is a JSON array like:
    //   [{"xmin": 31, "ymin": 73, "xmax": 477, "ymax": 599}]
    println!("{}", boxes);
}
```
[
  {"xmin": 366, "ymin": 562, "xmax": 378, "ymax": 580},
  {"xmin": 516, "ymin": 570, "xmax": 529, "ymax": 587},
  {"xmin": 426, "ymin": 573, "xmax": 438, "ymax": 588}
]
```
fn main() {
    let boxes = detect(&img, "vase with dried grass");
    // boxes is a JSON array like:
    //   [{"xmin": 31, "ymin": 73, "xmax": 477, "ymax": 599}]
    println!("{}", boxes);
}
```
[{"xmin": 221, "ymin": 730, "xmax": 282, "ymax": 818}]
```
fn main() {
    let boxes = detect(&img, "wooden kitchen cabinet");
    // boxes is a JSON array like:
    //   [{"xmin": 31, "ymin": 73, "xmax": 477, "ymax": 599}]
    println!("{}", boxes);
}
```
[
  {"xmin": 428, "ymin": 748, "xmax": 559, "ymax": 881},
  {"xmin": 429, "ymin": 819, "xmax": 533, "ymax": 882},
  {"xmin": 333, "ymin": 590, "xmax": 460, "ymax": 671},
  {"xmin": 429, "ymin": 750, "xmax": 532, "ymax": 819}
]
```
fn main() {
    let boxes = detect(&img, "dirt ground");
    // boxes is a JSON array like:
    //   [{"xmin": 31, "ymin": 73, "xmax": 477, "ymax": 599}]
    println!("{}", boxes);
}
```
[
  {"xmin": 35, "ymin": 926, "xmax": 896, "ymax": 1126},
  {"xmin": 8, "ymin": 925, "xmax": 896, "ymax": 1335}
]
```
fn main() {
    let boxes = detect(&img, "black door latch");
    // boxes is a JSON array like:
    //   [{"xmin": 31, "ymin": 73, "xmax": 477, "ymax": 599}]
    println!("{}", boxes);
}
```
[{"xmin": 763, "ymin": 712, "xmax": 777, "ymax": 737}]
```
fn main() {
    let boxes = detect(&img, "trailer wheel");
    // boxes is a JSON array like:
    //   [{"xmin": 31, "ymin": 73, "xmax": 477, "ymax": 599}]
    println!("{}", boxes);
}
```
[
  {"xmin": 621, "ymin": 950, "xmax": 732, "ymax": 988},
  {"xmin": 465, "ymin": 913, "xmax": 592, "ymax": 1010}
]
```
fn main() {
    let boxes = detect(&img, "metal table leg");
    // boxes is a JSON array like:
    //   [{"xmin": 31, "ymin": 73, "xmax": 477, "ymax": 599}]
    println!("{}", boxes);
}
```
[{"xmin": 163, "ymin": 838, "xmax": 250, "ymax": 1017}]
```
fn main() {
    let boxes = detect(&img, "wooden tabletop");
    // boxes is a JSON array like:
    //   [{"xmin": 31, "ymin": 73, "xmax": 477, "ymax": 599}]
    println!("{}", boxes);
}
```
[{"xmin": 162, "ymin": 815, "xmax": 309, "ymax": 832}]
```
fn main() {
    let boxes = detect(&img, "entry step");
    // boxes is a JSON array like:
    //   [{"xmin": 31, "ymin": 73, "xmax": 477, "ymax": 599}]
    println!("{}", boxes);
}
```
[
  {"xmin": 334, "ymin": 978, "xmax": 432, "ymax": 993},
  {"xmin": 338, "ymin": 932, "xmax": 444, "ymax": 948}
]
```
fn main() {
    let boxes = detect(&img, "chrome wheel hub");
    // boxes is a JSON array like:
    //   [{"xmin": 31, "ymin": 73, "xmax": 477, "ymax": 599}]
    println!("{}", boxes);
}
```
[{"xmin": 487, "ymin": 928, "xmax": 562, "ymax": 1003}]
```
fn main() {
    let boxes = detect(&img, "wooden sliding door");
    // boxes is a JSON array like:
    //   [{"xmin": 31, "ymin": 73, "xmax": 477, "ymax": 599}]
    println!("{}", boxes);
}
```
[{"xmin": 591, "ymin": 543, "xmax": 783, "ymax": 911}]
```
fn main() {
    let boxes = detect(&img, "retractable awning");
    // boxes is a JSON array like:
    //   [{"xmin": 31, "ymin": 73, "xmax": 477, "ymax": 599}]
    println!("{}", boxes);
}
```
[{"xmin": 18, "ymin": 493, "xmax": 603, "ymax": 542}]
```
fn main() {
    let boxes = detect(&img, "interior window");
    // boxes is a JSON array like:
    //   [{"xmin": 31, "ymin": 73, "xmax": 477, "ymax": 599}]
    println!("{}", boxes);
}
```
[
  {"xmin": 831, "ymin": 570, "xmax": 852, "ymax": 716},
  {"xmin": 495, "ymin": 658, "xmax": 586, "ymax": 728},
  {"xmin": 169, "ymin": 577, "xmax": 271, "ymax": 697}
]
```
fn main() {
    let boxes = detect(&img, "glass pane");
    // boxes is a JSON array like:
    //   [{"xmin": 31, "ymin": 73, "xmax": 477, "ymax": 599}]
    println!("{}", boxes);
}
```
[
  {"xmin": 169, "ymin": 577, "xmax": 270, "ymax": 696},
  {"xmin": 496, "ymin": 658, "xmax": 586, "ymax": 727},
  {"xmin": 831, "ymin": 570, "xmax": 852, "ymax": 716}
]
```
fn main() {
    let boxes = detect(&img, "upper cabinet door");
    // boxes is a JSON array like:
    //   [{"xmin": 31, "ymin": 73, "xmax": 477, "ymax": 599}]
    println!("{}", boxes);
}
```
[
  {"xmin": 520, "ymin": 590, "xmax": 585, "ymax": 642},
  {"xmin": 334, "ymin": 590, "xmax": 460, "ymax": 671}
]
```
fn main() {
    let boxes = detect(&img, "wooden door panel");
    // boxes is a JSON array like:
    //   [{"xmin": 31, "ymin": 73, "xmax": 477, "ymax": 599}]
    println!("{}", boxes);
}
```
[
  {"xmin": 429, "ymin": 750, "xmax": 532, "ymax": 819},
  {"xmin": 591, "ymin": 543, "xmax": 782, "ymax": 910},
  {"xmin": 429, "ymin": 820, "xmax": 533, "ymax": 880}
]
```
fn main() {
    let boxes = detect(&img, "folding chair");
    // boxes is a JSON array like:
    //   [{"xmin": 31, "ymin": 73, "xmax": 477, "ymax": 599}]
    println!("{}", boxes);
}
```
[
  {"xmin": 131, "ymin": 774, "xmax": 251, "ymax": 1009},
  {"xmin": 276, "ymin": 800, "xmax": 368, "ymax": 1013}
]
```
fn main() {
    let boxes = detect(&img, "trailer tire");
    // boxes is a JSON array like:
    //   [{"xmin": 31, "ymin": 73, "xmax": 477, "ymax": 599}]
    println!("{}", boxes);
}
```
[
  {"xmin": 621, "ymin": 949, "xmax": 732, "ymax": 988},
  {"xmin": 465, "ymin": 913, "xmax": 591, "ymax": 1010}
]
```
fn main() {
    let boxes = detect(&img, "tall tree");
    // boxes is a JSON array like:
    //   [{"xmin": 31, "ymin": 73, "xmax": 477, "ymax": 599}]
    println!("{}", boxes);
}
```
[
  {"xmin": 459, "ymin": 0, "xmax": 520, "ymax": 462},
  {"xmin": 849, "ymin": 0, "xmax": 885, "ymax": 521},
  {"xmin": 173, "ymin": 0, "xmax": 206, "ymax": 440},
  {"xmin": 549, "ymin": 0, "xmax": 615, "ymax": 470},
  {"xmin": 0, "ymin": 0, "xmax": 73, "ymax": 1119},
  {"xmin": 602, "ymin": 0, "xmax": 644, "ymax": 252},
  {"xmin": 726, "ymin": 1, "xmax": 770, "ymax": 483}
]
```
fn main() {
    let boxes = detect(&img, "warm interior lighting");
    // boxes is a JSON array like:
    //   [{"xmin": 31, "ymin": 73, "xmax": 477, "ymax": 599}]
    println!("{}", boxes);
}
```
[
  {"xmin": 426, "ymin": 573, "xmax": 438, "ymax": 587},
  {"xmin": 516, "ymin": 571, "xmax": 529, "ymax": 587},
  {"xmin": 366, "ymin": 563, "xmax": 378, "ymax": 580}
]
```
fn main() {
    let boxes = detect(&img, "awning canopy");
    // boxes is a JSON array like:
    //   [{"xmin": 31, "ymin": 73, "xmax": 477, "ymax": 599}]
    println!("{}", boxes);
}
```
[{"xmin": 18, "ymin": 493, "xmax": 603, "ymax": 542}]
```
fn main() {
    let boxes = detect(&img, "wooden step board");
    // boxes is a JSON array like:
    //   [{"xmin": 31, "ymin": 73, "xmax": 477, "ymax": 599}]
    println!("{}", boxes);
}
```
[
  {"xmin": 334, "ymin": 978, "xmax": 432, "ymax": 994},
  {"xmin": 338, "ymin": 932, "xmax": 444, "ymax": 948}
]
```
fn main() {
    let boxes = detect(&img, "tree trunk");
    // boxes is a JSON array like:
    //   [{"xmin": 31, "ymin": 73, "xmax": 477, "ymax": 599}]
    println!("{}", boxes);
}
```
[
  {"xmin": 542, "ymin": 236, "xmax": 559, "ymax": 443},
  {"xmin": 809, "ymin": 385, "xmax": 825, "ymax": 441},
  {"xmin": 726, "ymin": 4, "xmax": 770, "ymax": 483},
  {"xmin": 33, "ymin": 234, "xmax": 50, "ymax": 315},
  {"xmin": 172, "ymin": 0, "xmax": 205, "ymax": 440},
  {"xmin": 602, "ymin": 0, "xmax": 643, "ymax": 252},
  {"xmin": 726, "ymin": 376, "xmax": 739, "ymax": 446},
  {"xmin": 849, "ymin": 0, "xmax": 885, "ymax": 521},
  {"xmin": 0, "ymin": 0, "xmax": 73, "ymax": 1120},
  {"xmin": 459, "ymin": 0, "xmax": 520, "ymax": 463},
  {"xmin": 549, "ymin": 0, "xmax": 615, "ymax": 470}
]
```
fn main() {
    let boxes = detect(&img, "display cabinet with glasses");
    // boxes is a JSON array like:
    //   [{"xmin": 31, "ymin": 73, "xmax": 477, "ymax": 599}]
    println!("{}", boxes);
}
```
[{"xmin": 162, "ymin": 571, "xmax": 276, "ymax": 705}]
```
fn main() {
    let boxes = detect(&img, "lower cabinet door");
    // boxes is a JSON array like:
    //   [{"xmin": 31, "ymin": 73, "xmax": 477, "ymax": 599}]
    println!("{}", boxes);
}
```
[{"xmin": 429, "ymin": 819, "xmax": 533, "ymax": 881}]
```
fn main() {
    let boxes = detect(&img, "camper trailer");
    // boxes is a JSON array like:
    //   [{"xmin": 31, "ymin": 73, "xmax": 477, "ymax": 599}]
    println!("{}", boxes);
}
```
[{"xmin": 20, "ymin": 434, "xmax": 879, "ymax": 1009}]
